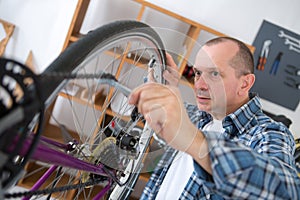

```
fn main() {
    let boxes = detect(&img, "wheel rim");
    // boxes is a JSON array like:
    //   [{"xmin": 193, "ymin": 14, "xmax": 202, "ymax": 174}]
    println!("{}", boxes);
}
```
[{"xmin": 16, "ymin": 33, "xmax": 165, "ymax": 199}]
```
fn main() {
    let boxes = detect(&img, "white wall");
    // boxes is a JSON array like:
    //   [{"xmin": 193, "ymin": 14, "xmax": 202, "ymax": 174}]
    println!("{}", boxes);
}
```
[
  {"xmin": 0, "ymin": 0, "xmax": 299, "ymax": 137},
  {"xmin": 0, "ymin": 0, "xmax": 77, "ymax": 73},
  {"xmin": 146, "ymin": 0, "xmax": 300, "ymax": 44}
]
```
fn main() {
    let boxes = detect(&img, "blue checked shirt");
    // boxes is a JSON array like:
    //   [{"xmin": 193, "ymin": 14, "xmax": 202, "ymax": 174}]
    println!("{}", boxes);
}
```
[{"xmin": 141, "ymin": 94, "xmax": 300, "ymax": 199}]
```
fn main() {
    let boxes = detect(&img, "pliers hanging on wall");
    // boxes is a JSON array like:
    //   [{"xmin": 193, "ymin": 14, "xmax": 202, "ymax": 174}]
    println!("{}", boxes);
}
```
[
  {"xmin": 269, "ymin": 52, "xmax": 283, "ymax": 75},
  {"xmin": 284, "ymin": 77, "xmax": 300, "ymax": 90},
  {"xmin": 256, "ymin": 40, "xmax": 272, "ymax": 71},
  {"xmin": 285, "ymin": 64, "xmax": 300, "ymax": 77}
]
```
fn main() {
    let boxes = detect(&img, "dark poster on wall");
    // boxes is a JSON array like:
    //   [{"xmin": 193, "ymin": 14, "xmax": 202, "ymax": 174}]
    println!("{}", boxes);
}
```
[{"xmin": 251, "ymin": 20, "xmax": 300, "ymax": 111}]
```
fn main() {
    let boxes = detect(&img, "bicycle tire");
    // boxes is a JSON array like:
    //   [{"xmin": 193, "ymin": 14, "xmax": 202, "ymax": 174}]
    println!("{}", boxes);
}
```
[
  {"xmin": 39, "ymin": 20, "xmax": 166, "ymax": 106},
  {"xmin": 6, "ymin": 20, "xmax": 166, "ymax": 200}
]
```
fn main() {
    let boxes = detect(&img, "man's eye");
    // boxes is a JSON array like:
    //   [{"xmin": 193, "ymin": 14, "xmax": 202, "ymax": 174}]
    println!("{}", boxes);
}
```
[{"xmin": 211, "ymin": 71, "xmax": 219, "ymax": 77}]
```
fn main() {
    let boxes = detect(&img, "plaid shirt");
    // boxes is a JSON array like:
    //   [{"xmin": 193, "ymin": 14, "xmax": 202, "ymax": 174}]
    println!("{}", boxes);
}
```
[{"xmin": 141, "ymin": 94, "xmax": 300, "ymax": 199}]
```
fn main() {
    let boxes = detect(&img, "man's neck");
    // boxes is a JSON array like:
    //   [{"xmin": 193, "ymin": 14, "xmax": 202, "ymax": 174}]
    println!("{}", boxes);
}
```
[
  {"xmin": 228, "ymin": 96, "xmax": 251, "ymax": 116},
  {"xmin": 210, "ymin": 112, "xmax": 225, "ymax": 120}
]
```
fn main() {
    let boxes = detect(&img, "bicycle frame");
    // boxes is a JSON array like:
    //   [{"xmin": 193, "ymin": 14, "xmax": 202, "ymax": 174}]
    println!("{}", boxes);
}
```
[
  {"xmin": 9, "ymin": 120, "xmax": 152, "ymax": 200},
  {"xmin": 11, "ymin": 133, "xmax": 111, "ymax": 200}
]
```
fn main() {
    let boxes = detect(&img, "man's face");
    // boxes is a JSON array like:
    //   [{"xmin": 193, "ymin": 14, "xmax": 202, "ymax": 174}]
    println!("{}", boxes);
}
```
[{"xmin": 193, "ymin": 42, "xmax": 242, "ymax": 118}]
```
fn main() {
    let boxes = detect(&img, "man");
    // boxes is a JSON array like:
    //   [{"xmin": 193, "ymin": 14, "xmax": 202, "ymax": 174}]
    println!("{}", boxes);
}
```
[{"xmin": 129, "ymin": 37, "xmax": 300, "ymax": 199}]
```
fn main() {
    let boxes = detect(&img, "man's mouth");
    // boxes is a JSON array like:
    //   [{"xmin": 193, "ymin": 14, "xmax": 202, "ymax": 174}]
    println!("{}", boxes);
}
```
[{"xmin": 196, "ymin": 95, "xmax": 211, "ymax": 104}]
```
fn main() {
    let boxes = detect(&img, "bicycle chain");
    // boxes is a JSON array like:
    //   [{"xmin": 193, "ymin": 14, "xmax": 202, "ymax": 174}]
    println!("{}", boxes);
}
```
[
  {"xmin": 41, "ymin": 72, "xmax": 117, "ymax": 80},
  {"xmin": 5, "ymin": 178, "xmax": 107, "ymax": 199}
]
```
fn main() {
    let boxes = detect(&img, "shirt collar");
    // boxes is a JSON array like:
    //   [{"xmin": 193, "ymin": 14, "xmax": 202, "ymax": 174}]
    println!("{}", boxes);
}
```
[
  {"xmin": 223, "ymin": 93, "xmax": 261, "ymax": 138},
  {"xmin": 185, "ymin": 93, "xmax": 262, "ymax": 137}
]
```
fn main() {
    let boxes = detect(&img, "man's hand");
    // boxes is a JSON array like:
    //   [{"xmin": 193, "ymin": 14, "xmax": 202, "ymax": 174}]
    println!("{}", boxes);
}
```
[
  {"xmin": 128, "ymin": 83, "xmax": 212, "ymax": 174},
  {"xmin": 129, "ymin": 83, "xmax": 196, "ymax": 152}
]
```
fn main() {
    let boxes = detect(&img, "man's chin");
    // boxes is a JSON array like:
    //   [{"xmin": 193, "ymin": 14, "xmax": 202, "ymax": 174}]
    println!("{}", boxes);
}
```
[{"xmin": 197, "ymin": 103, "xmax": 211, "ymax": 112}]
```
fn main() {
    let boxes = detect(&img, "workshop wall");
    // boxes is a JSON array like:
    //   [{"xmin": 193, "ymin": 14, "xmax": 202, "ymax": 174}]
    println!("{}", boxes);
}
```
[
  {"xmin": 0, "ymin": 0, "xmax": 78, "ymax": 73},
  {"xmin": 0, "ymin": 0, "xmax": 299, "ymax": 137}
]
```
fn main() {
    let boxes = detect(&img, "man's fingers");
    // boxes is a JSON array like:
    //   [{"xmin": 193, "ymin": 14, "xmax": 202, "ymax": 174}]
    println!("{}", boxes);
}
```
[
  {"xmin": 128, "ymin": 83, "xmax": 166, "ymax": 108},
  {"xmin": 164, "ymin": 53, "xmax": 180, "ymax": 86},
  {"xmin": 144, "ymin": 104, "xmax": 166, "ymax": 134},
  {"xmin": 166, "ymin": 53, "xmax": 178, "ymax": 70},
  {"xmin": 129, "ymin": 86, "xmax": 168, "ymax": 134},
  {"xmin": 128, "ymin": 83, "xmax": 177, "ymax": 114},
  {"xmin": 128, "ymin": 88, "xmax": 140, "ymax": 105},
  {"xmin": 163, "ymin": 69, "xmax": 179, "ymax": 86}
]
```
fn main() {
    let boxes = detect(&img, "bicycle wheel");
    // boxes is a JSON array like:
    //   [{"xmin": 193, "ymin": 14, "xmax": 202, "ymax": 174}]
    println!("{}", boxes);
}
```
[
  {"xmin": 2, "ymin": 21, "xmax": 165, "ymax": 199},
  {"xmin": 6, "ymin": 20, "xmax": 166, "ymax": 199}
]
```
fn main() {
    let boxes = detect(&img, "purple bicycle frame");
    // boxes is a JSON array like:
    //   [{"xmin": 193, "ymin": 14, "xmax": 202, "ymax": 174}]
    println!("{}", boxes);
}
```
[{"xmin": 13, "ymin": 134, "xmax": 112, "ymax": 200}]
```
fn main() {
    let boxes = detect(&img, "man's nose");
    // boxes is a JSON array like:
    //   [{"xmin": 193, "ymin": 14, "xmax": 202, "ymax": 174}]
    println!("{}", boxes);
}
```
[{"xmin": 194, "ymin": 75, "xmax": 209, "ymax": 90}]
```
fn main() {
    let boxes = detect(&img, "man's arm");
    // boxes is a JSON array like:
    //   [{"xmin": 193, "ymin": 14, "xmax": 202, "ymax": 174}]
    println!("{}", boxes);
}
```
[{"xmin": 189, "ymin": 123, "xmax": 299, "ymax": 199}]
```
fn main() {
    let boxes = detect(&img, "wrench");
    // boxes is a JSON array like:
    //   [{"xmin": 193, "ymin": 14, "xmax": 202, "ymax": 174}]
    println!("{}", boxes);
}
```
[
  {"xmin": 278, "ymin": 30, "xmax": 300, "ymax": 46},
  {"xmin": 285, "ymin": 38, "xmax": 300, "ymax": 48},
  {"xmin": 289, "ymin": 45, "xmax": 300, "ymax": 54}
]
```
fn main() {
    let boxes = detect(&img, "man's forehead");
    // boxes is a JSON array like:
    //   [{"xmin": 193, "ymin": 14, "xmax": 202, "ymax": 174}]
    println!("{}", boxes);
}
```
[
  {"xmin": 193, "ymin": 66, "xmax": 219, "ymax": 72},
  {"xmin": 194, "ymin": 47, "xmax": 229, "ymax": 70},
  {"xmin": 194, "ymin": 48, "xmax": 217, "ymax": 69}
]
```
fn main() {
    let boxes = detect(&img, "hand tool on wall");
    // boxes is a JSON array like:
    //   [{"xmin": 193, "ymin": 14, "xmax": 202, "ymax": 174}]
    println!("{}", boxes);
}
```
[
  {"xmin": 284, "ymin": 77, "xmax": 300, "ymax": 90},
  {"xmin": 285, "ymin": 64, "xmax": 300, "ymax": 77},
  {"xmin": 288, "ymin": 44, "xmax": 300, "ymax": 54},
  {"xmin": 278, "ymin": 30, "xmax": 300, "ymax": 46},
  {"xmin": 256, "ymin": 40, "xmax": 272, "ymax": 71},
  {"xmin": 269, "ymin": 52, "xmax": 283, "ymax": 75},
  {"xmin": 278, "ymin": 30, "xmax": 300, "ymax": 54}
]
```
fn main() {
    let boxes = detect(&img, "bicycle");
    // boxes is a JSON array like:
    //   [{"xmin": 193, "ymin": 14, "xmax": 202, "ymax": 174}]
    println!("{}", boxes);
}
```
[{"xmin": 0, "ymin": 20, "xmax": 167, "ymax": 199}]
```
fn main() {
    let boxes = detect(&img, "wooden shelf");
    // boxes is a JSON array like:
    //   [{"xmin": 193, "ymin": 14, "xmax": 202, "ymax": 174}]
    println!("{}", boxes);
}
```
[
  {"xmin": 69, "ymin": 33, "xmax": 85, "ymax": 42},
  {"xmin": 104, "ymin": 48, "xmax": 151, "ymax": 69},
  {"xmin": 0, "ymin": 19, "xmax": 15, "ymax": 56},
  {"xmin": 133, "ymin": 0, "xmax": 255, "ymax": 76},
  {"xmin": 62, "ymin": 0, "xmax": 91, "ymax": 50},
  {"xmin": 134, "ymin": 0, "xmax": 201, "ymax": 27},
  {"xmin": 42, "ymin": 123, "xmax": 80, "ymax": 144}
]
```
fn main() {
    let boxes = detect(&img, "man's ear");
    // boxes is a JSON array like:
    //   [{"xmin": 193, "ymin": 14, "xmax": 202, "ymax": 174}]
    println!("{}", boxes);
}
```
[{"xmin": 239, "ymin": 74, "xmax": 255, "ymax": 96}]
